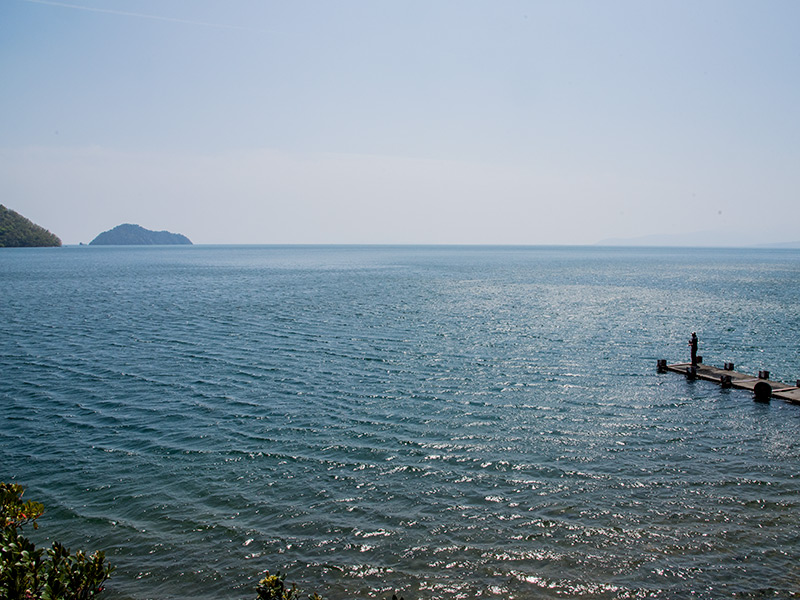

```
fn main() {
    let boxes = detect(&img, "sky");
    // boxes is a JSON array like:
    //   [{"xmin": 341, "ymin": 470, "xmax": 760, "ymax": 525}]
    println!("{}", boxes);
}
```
[{"xmin": 1, "ymin": 0, "xmax": 799, "ymax": 246}]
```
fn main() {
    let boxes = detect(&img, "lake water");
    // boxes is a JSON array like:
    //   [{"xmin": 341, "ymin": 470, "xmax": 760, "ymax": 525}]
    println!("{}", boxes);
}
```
[{"xmin": 1, "ymin": 245, "xmax": 799, "ymax": 599}]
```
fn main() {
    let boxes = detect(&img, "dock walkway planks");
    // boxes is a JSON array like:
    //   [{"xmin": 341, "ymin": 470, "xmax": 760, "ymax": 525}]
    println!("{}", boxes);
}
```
[{"xmin": 664, "ymin": 362, "xmax": 800, "ymax": 404}]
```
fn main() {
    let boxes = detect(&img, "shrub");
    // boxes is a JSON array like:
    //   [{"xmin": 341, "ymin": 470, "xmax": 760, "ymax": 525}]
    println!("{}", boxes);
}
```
[
  {"xmin": 0, "ymin": 483, "xmax": 114, "ymax": 600},
  {"xmin": 255, "ymin": 570, "xmax": 404, "ymax": 600}
]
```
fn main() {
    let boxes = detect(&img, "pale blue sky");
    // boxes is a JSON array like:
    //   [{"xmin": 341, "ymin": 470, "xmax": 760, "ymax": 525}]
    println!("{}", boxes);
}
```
[{"xmin": 2, "ymin": 0, "xmax": 798, "ymax": 245}]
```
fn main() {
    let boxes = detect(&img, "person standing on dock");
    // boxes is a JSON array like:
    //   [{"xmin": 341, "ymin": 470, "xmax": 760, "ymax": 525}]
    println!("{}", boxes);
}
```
[{"xmin": 689, "ymin": 332, "xmax": 698, "ymax": 366}]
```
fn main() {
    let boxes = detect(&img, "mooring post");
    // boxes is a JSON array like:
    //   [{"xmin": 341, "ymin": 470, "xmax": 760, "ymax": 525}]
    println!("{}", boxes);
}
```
[
  {"xmin": 758, "ymin": 370, "xmax": 770, "ymax": 380},
  {"xmin": 724, "ymin": 362, "xmax": 734, "ymax": 371},
  {"xmin": 656, "ymin": 359, "xmax": 667, "ymax": 373},
  {"xmin": 720, "ymin": 374, "xmax": 732, "ymax": 388}
]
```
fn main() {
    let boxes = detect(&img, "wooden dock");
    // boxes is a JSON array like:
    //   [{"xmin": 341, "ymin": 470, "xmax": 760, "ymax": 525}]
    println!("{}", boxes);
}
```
[{"xmin": 659, "ymin": 360, "xmax": 800, "ymax": 404}]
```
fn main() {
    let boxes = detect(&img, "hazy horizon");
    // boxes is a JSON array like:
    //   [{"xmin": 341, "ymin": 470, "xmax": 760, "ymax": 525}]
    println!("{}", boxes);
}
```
[{"xmin": 2, "ymin": 1, "xmax": 799, "ymax": 246}]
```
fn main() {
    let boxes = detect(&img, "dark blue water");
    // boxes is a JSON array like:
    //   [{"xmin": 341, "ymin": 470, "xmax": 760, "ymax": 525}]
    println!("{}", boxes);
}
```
[{"xmin": 2, "ymin": 245, "xmax": 799, "ymax": 599}]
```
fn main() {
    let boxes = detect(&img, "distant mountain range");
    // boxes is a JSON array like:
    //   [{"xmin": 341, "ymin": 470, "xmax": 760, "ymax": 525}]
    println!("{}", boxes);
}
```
[
  {"xmin": 0, "ymin": 205, "xmax": 61, "ymax": 247},
  {"xmin": 90, "ymin": 224, "xmax": 192, "ymax": 246}
]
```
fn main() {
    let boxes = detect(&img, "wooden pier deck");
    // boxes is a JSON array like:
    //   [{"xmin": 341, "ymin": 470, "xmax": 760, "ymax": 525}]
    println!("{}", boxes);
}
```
[{"xmin": 661, "ymin": 361, "xmax": 800, "ymax": 404}]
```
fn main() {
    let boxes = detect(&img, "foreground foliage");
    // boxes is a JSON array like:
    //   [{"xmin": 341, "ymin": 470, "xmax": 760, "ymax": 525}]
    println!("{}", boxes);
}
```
[
  {"xmin": 3, "ymin": 483, "xmax": 404, "ymax": 600},
  {"xmin": 255, "ymin": 571, "xmax": 403, "ymax": 600},
  {"xmin": 256, "ymin": 571, "xmax": 303, "ymax": 600},
  {"xmin": 0, "ymin": 483, "xmax": 113, "ymax": 600},
  {"xmin": 0, "ymin": 205, "xmax": 62, "ymax": 247}
]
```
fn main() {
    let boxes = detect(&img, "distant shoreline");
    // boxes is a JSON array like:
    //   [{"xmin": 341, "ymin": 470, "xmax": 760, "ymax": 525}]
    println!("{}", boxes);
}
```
[{"xmin": 53, "ymin": 242, "xmax": 800, "ymax": 250}]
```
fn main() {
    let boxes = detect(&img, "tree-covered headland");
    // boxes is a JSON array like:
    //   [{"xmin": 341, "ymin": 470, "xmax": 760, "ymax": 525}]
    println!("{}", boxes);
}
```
[{"xmin": 0, "ymin": 205, "xmax": 62, "ymax": 247}]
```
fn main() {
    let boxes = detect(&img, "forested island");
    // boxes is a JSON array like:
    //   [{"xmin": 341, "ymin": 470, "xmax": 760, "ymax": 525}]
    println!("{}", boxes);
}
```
[
  {"xmin": 0, "ymin": 205, "xmax": 62, "ymax": 247},
  {"xmin": 90, "ymin": 224, "xmax": 192, "ymax": 245}
]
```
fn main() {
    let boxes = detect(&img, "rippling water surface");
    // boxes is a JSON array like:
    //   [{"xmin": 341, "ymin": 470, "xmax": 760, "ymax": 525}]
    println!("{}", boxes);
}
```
[{"xmin": 2, "ymin": 245, "xmax": 799, "ymax": 599}]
